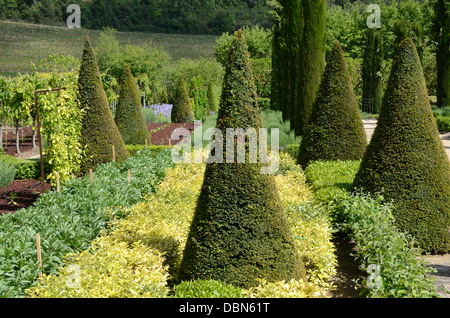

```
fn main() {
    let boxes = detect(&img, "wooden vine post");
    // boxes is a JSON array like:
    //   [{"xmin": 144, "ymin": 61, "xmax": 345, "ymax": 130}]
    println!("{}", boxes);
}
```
[{"xmin": 36, "ymin": 233, "xmax": 42, "ymax": 279}]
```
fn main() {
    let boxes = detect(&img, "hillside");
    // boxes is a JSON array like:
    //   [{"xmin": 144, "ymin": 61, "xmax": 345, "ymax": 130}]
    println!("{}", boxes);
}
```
[{"xmin": 0, "ymin": 21, "xmax": 218, "ymax": 76}]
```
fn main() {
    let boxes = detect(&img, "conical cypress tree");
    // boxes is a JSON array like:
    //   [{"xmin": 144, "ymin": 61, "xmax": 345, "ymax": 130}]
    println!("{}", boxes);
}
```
[
  {"xmin": 206, "ymin": 82, "xmax": 217, "ymax": 112},
  {"xmin": 171, "ymin": 76, "xmax": 194, "ymax": 123},
  {"xmin": 178, "ymin": 30, "xmax": 305, "ymax": 288},
  {"xmin": 434, "ymin": 0, "xmax": 449, "ymax": 108},
  {"xmin": 293, "ymin": 0, "xmax": 327, "ymax": 136},
  {"xmin": 78, "ymin": 37, "xmax": 129, "ymax": 174},
  {"xmin": 298, "ymin": 41, "xmax": 367, "ymax": 168},
  {"xmin": 353, "ymin": 38, "xmax": 450, "ymax": 254},
  {"xmin": 362, "ymin": 29, "xmax": 383, "ymax": 114},
  {"xmin": 114, "ymin": 65, "xmax": 151, "ymax": 145}
]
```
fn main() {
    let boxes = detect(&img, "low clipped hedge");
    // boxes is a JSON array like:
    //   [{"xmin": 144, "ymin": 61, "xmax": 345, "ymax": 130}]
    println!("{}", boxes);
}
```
[
  {"xmin": 27, "ymin": 151, "xmax": 336, "ymax": 298},
  {"xmin": 305, "ymin": 160, "xmax": 439, "ymax": 298},
  {"xmin": 0, "ymin": 155, "xmax": 51, "ymax": 181},
  {"xmin": 436, "ymin": 116, "xmax": 450, "ymax": 132},
  {"xmin": 0, "ymin": 148, "xmax": 173, "ymax": 298}
]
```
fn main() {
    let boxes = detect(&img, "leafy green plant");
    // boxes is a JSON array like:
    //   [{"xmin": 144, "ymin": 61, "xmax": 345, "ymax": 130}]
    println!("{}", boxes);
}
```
[
  {"xmin": 0, "ymin": 148, "xmax": 173, "ymax": 297},
  {"xmin": 337, "ymin": 194, "xmax": 439, "ymax": 298},
  {"xmin": 0, "ymin": 160, "xmax": 16, "ymax": 188}
]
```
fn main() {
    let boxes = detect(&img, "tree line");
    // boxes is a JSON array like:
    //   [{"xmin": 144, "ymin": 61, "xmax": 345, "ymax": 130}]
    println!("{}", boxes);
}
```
[{"xmin": 0, "ymin": 0, "xmax": 272, "ymax": 34}]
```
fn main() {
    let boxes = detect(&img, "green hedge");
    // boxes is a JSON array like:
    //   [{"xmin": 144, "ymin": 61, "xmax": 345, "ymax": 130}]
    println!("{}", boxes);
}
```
[
  {"xmin": 126, "ymin": 144, "xmax": 171, "ymax": 157},
  {"xmin": 0, "ymin": 155, "xmax": 51, "ymax": 181},
  {"xmin": 0, "ymin": 148, "xmax": 173, "ymax": 298},
  {"xmin": 436, "ymin": 115, "xmax": 450, "ymax": 132}
]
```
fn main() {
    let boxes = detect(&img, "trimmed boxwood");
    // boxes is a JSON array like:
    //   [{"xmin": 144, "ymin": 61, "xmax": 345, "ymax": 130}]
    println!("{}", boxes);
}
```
[
  {"xmin": 178, "ymin": 30, "xmax": 305, "ymax": 288},
  {"xmin": 297, "ymin": 41, "xmax": 367, "ymax": 168},
  {"xmin": 353, "ymin": 38, "xmax": 450, "ymax": 254},
  {"xmin": 114, "ymin": 65, "xmax": 151, "ymax": 145},
  {"xmin": 77, "ymin": 37, "xmax": 129, "ymax": 174},
  {"xmin": 171, "ymin": 76, "xmax": 194, "ymax": 123}
]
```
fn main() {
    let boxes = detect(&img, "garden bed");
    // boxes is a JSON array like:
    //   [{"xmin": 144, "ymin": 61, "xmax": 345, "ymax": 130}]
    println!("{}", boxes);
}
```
[
  {"xmin": 0, "ymin": 179, "xmax": 51, "ymax": 216},
  {"xmin": 148, "ymin": 122, "xmax": 198, "ymax": 145}
]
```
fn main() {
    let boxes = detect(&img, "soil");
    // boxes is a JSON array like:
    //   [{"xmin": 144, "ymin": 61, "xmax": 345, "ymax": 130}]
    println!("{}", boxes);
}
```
[
  {"xmin": 329, "ymin": 232, "xmax": 366, "ymax": 298},
  {"xmin": 0, "ymin": 179, "xmax": 51, "ymax": 216},
  {"xmin": 148, "ymin": 122, "xmax": 198, "ymax": 145}
]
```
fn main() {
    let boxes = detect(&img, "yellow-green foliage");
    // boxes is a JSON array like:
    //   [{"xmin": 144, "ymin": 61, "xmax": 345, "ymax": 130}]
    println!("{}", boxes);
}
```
[
  {"xmin": 26, "ymin": 238, "xmax": 169, "ymax": 298},
  {"xmin": 27, "ymin": 152, "xmax": 336, "ymax": 298}
]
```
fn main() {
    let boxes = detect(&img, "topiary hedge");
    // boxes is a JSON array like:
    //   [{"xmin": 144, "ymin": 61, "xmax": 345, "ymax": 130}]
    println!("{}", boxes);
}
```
[
  {"xmin": 77, "ymin": 37, "xmax": 129, "ymax": 174},
  {"xmin": 171, "ymin": 76, "xmax": 194, "ymax": 123},
  {"xmin": 114, "ymin": 65, "xmax": 151, "ymax": 145},
  {"xmin": 352, "ymin": 38, "xmax": 450, "ymax": 254},
  {"xmin": 298, "ymin": 41, "xmax": 367, "ymax": 168},
  {"xmin": 177, "ymin": 30, "xmax": 305, "ymax": 289}
]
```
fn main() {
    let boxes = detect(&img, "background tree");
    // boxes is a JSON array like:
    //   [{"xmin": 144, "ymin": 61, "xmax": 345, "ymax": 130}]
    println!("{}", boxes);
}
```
[
  {"xmin": 433, "ymin": 0, "xmax": 449, "ymax": 107},
  {"xmin": 353, "ymin": 39, "xmax": 450, "ymax": 254},
  {"xmin": 77, "ymin": 37, "xmax": 129, "ymax": 174},
  {"xmin": 293, "ymin": 0, "xmax": 327, "ymax": 136},
  {"xmin": 114, "ymin": 65, "xmax": 151, "ymax": 145},
  {"xmin": 178, "ymin": 30, "xmax": 305, "ymax": 288},
  {"xmin": 362, "ymin": 29, "xmax": 384, "ymax": 114}
]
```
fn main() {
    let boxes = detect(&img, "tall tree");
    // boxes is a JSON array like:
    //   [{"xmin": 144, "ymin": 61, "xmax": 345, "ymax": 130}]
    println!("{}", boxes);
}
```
[
  {"xmin": 362, "ymin": 28, "xmax": 384, "ymax": 114},
  {"xmin": 293, "ymin": 0, "xmax": 327, "ymax": 136},
  {"xmin": 77, "ymin": 37, "xmax": 129, "ymax": 174},
  {"xmin": 434, "ymin": 0, "xmax": 449, "ymax": 108},
  {"xmin": 353, "ymin": 39, "xmax": 450, "ymax": 254},
  {"xmin": 178, "ymin": 30, "xmax": 305, "ymax": 288}
]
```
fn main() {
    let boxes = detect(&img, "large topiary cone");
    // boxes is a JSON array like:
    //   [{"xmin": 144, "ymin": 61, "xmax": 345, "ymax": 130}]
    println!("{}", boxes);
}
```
[
  {"xmin": 77, "ymin": 37, "xmax": 129, "ymax": 173},
  {"xmin": 353, "ymin": 38, "xmax": 450, "ymax": 254},
  {"xmin": 178, "ymin": 30, "xmax": 305, "ymax": 288},
  {"xmin": 171, "ymin": 76, "xmax": 194, "ymax": 123},
  {"xmin": 298, "ymin": 41, "xmax": 367, "ymax": 168},
  {"xmin": 114, "ymin": 65, "xmax": 151, "ymax": 145}
]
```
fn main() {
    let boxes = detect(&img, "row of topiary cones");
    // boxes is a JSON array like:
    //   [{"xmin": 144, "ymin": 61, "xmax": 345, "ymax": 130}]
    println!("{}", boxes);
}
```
[
  {"xmin": 77, "ymin": 37, "xmax": 194, "ymax": 175},
  {"xmin": 77, "ymin": 29, "xmax": 449, "ymax": 290},
  {"xmin": 298, "ymin": 38, "xmax": 449, "ymax": 255},
  {"xmin": 179, "ymin": 31, "xmax": 450, "ymax": 289}
]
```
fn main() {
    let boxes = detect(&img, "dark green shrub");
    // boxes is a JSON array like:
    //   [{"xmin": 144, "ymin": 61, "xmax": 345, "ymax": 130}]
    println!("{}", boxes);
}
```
[
  {"xmin": 77, "ymin": 37, "xmax": 130, "ymax": 174},
  {"xmin": 125, "ymin": 144, "xmax": 170, "ymax": 157},
  {"xmin": 114, "ymin": 65, "xmax": 151, "ymax": 145},
  {"xmin": 436, "ymin": 116, "xmax": 450, "ymax": 132},
  {"xmin": 171, "ymin": 76, "xmax": 193, "ymax": 123},
  {"xmin": 298, "ymin": 41, "xmax": 367, "ymax": 168},
  {"xmin": 353, "ymin": 38, "xmax": 450, "ymax": 254},
  {"xmin": 178, "ymin": 30, "xmax": 305, "ymax": 289},
  {"xmin": 0, "ymin": 160, "xmax": 15, "ymax": 188},
  {"xmin": 257, "ymin": 97, "xmax": 270, "ymax": 111}
]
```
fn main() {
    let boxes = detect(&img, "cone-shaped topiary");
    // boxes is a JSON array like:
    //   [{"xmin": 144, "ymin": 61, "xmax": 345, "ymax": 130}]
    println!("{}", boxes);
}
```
[
  {"xmin": 297, "ymin": 41, "xmax": 367, "ymax": 169},
  {"xmin": 178, "ymin": 30, "xmax": 305, "ymax": 288},
  {"xmin": 114, "ymin": 65, "xmax": 151, "ymax": 145},
  {"xmin": 171, "ymin": 76, "xmax": 193, "ymax": 123},
  {"xmin": 77, "ymin": 37, "xmax": 129, "ymax": 174},
  {"xmin": 353, "ymin": 38, "xmax": 450, "ymax": 254}
]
